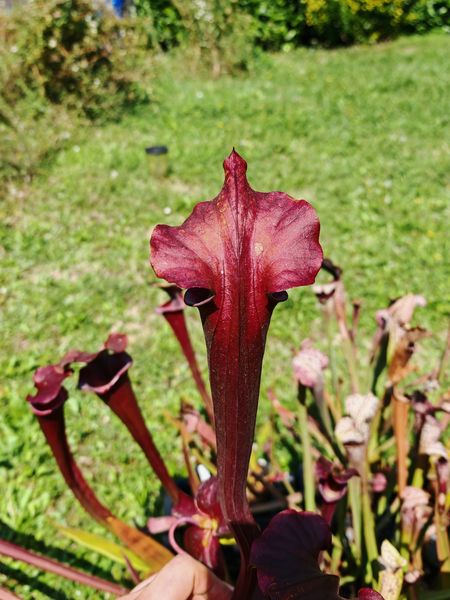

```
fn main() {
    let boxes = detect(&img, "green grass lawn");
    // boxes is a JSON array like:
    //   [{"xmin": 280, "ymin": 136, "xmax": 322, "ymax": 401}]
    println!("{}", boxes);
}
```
[{"xmin": 1, "ymin": 32, "xmax": 449, "ymax": 599}]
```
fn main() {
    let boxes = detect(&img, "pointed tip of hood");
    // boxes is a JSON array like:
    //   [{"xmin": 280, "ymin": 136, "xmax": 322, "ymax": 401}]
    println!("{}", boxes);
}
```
[{"xmin": 223, "ymin": 148, "xmax": 247, "ymax": 177}]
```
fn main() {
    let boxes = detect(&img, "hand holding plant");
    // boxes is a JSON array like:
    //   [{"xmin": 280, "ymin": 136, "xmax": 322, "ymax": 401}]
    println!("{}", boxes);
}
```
[{"xmin": 121, "ymin": 555, "xmax": 232, "ymax": 600}]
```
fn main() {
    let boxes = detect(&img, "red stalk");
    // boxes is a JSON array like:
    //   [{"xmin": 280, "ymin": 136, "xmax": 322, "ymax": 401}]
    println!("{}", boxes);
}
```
[
  {"xmin": 151, "ymin": 150, "xmax": 322, "ymax": 598},
  {"xmin": 157, "ymin": 286, "xmax": 214, "ymax": 423},
  {"xmin": 76, "ymin": 335, "xmax": 192, "ymax": 511},
  {"xmin": 27, "ymin": 370, "xmax": 112, "ymax": 523},
  {"xmin": 37, "ymin": 405, "xmax": 113, "ymax": 522},
  {"xmin": 27, "ymin": 364, "xmax": 173, "ymax": 568},
  {"xmin": 0, "ymin": 539, "xmax": 128, "ymax": 596},
  {"xmin": 93, "ymin": 375, "xmax": 182, "ymax": 506}
]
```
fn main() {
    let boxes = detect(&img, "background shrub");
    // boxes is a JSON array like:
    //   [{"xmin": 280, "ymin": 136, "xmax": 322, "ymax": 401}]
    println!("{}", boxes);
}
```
[
  {"xmin": 299, "ymin": 0, "xmax": 450, "ymax": 45},
  {"xmin": 0, "ymin": 0, "xmax": 150, "ymax": 184},
  {"xmin": 0, "ymin": 96, "xmax": 76, "ymax": 185},
  {"xmin": 135, "ymin": 0, "xmax": 450, "ymax": 49},
  {"xmin": 134, "ymin": 0, "xmax": 259, "ymax": 74},
  {"xmin": 0, "ymin": 0, "xmax": 148, "ymax": 118}
]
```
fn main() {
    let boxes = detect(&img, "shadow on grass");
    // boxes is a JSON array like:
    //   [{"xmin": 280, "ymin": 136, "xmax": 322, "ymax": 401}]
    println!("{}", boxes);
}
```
[
  {"xmin": 0, "ymin": 561, "xmax": 69, "ymax": 600},
  {"xmin": 0, "ymin": 520, "xmax": 128, "ymax": 593}
]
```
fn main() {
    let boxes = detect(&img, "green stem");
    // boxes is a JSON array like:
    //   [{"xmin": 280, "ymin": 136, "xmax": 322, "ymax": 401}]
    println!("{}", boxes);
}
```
[
  {"xmin": 368, "ymin": 388, "xmax": 391, "ymax": 464},
  {"xmin": 377, "ymin": 494, "xmax": 387, "ymax": 516},
  {"xmin": 283, "ymin": 474, "xmax": 297, "ymax": 497},
  {"xmin": 330, "ymin": 535, "xmax": 343, "ymax": 574},
  {"xmin": 324, "ymin": 309, "xmax": 341, "ymax": 409},
  {"xmin": 331, "ymin": 501, "xmax": 346, "ymax": 574},
  {"xmin": 298, "ymin": 385, "xmax": 316, "ymax": 512},
  {"xmin": 348, "ymin": 476, "xmax": 362, "ymax": 562},
  {"xmin": 362, "ymin": 467, "xmax": 378, "ymax": 583},
  {"xmin": 311, "ymin": 388, "xmax": 346, "ymax": 465},
  {"xmin": 432, "ymin": 460, "xmax": 450, "ymax": 573},
  {"xmin": 314, "ymin": 385, "xmax": 334, "ymax": 439},
  {"xmin": 343, "ymin": 336, "xmax": 360, "ymax": 394},
  {"xmin": 411, "ymin": 460, "xmax": 426, "ymax": 489}
]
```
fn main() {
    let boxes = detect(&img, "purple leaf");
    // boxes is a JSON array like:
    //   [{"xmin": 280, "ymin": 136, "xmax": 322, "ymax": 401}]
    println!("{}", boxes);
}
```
[
  {"xmin": 150, "ymin": 150, "xmax": 322, "ymax": 598},
  {"xmin": 251, "ymin": 509, "xmax": 337, "ymax": 600},
  {"xmin": 250, "ymin": 510, "xmax": 384, "ymax": 599}
]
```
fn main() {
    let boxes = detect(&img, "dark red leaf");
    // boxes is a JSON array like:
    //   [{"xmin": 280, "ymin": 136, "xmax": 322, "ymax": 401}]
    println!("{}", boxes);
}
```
[
  {"xmin": 151, "ymin": 150, "xmax": 322, "ymax": 599},
  {"xmin": 106, "ymin": 375, "xmax": 189, "ymax": 507},
  {"xmin": 172, "ymin": 491, "xmax": 197, "ymax": 519},
  {"xmin": 250, "ymin": 510, "xmax": 332, "ymax": 596},
  {"xmin": 78, "ymin": 350, "xmax": 132, "ymax": 395},
  {"xmin": 315, "ymin": 457, "xmax": 358, "ymax": 525},
  {"xmin": 104, "ymin": 332, "xmax": 128, "ymax": 353},
  {"xmin": 36, "ymin": 406, "xmax": 113, "ymax": 522},
  {"xmin": 59, "ymin": 350, "xmax": 98, "ymax": 368},
  {"xmin": 196, "ymin": 477, "xmax": 219, "ymax": 514},
  {"xmin": 250, "ymin": 510, "xmax": 383, "ymax": 600},
  {"xmin": 122, "ymin": 550, "xmax": 142, "ymax": 585},
  {"xmin": 155, "ymin": 285, "xmax": 186, "ymax": 314},
  {"xmin": 26, "ymin": 365, "xmax": 70, "ymax": 416}
]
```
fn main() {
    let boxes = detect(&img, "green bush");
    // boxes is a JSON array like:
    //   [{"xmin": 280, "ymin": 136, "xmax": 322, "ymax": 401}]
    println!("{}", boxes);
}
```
[
  {"xmin": 299, "ymin": 0, "xmax": 450, "ymax": 46},
  {"xmin": 238, "ymin": 0, "xmax": 307, "ymax": 49},
  {"xmin": 135, "ymin": 0, "xmax": 450, "ymax": 50},
  {"xmin": 403, "ymin": 0, "xmax": 450, "ymax": 32},
  {"xmin": 0, "ymin": 95, "xmax": 76, "ymax": 184},
  {"xmin": 135, "ymin": 0, "xmax": 259, "ymax": 74},
  {"xmin": 0, "ymin": 0, "xmax": 149, "ymax": 119},
  {"xmin": 0, "ymin": 0, "xmax": 150, "ymax": 185}
]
